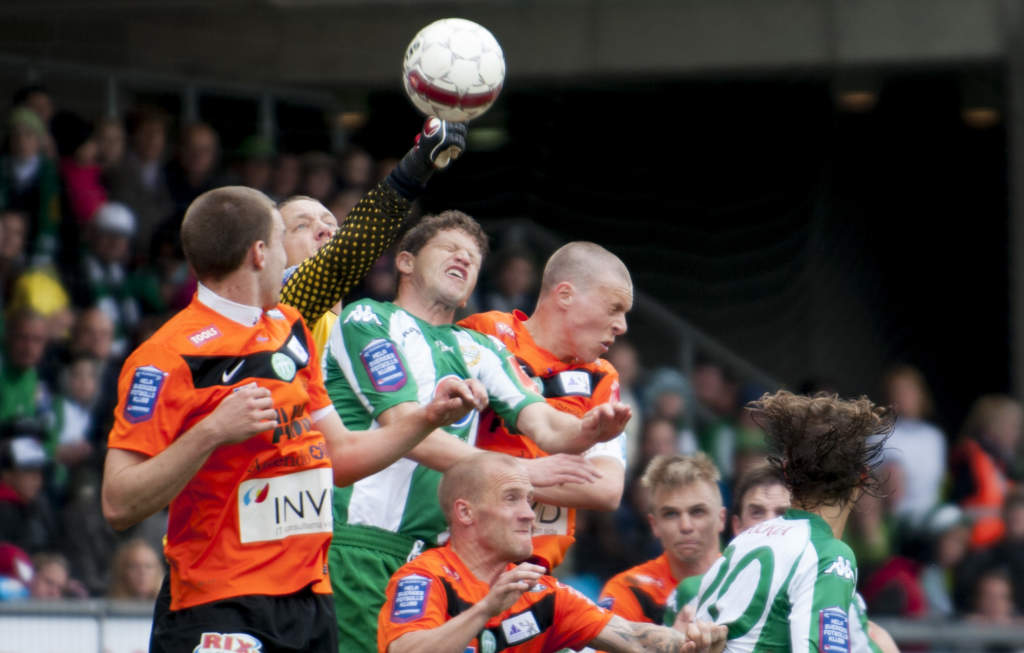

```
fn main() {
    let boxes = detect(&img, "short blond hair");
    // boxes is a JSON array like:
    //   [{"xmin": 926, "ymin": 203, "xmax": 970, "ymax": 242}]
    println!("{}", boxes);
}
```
[
  {"xmin": 437, "ymin": 452, "xmax": 522, "ymax": 525},
  {"xmin": 540, "ymin": 241, "xmax": 630, "ymax": 294},
  {"xmin": 641, "ymin": 452, "xmax": 722, "ymax": 503}
]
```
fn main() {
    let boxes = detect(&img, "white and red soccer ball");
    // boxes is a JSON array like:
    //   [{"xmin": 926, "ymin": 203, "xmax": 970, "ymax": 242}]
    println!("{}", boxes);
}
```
[{"xmin": 402, "ymin": 18, "xmax": 506, "ymax": 122}]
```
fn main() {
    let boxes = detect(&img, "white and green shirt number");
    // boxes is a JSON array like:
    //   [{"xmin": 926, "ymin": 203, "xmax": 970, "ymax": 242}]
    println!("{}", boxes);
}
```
[
  {"xmin": 664, "ymin": 510, "xmax": 877, "ymax": 653},
  {"xmin": 323, "ymin": 299, "xmax": 544, "ymax": 544}
]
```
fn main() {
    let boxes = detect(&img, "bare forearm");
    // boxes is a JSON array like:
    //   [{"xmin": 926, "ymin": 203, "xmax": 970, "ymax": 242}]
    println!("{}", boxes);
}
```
[
  {"xmin": 405, "ymin": 429, "xmax": 480, "ymax": 471},
  {"xmin": 321, "ymin": 409, "xmax": 435, "ymax": 486},
  {"xmin": 102, "ymin": 423, "xmax": 218, "ymax": 530},
  {"xmin": 389, "ymin": 604, "xmax": 493, "ymax": 653},
  {"xmin": 532, "ymin": 463, "xmax": 623, "ymax": 510},
  {"xmin": 591, "ymin": 616, "xmax": 693, "ymax": 653},
  {"xmin": 517, "ymin": 404, "xmax": 590, "ymax": 454}
]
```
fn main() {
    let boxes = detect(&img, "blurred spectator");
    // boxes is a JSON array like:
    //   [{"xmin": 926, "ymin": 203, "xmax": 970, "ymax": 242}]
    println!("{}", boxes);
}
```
[
  {"xmin": 300, "ymin": 151, "xmax": 336, "ymax": 202},
  {"xmin": 638, "ymin": 417, "xmax": 681, "ymax": 472},
  {"xmin": 346, "ymin": 251, "xmax": 397, "ymax": 304},
  {"xmin": 878, "ymin": 364, "xmax": 947, "ymax": 526},
  {"xmin": 28, "ymin": 551, "xmax": 77, "ymax": 599},
  {"xmin": 693, "ymin": 360, "xmax": 741, "ymax": 481},
  {"xmin": 12, "ymin": 85, "xmax": 56, "ymax": 159},
  {"xmin": 967, "ymin": 567, "xmax": 1023, "ymax": 626},
  {"xmin": 0, "ymin": 541, "xmax": 33, "ymax": 600},
  {"xmin": 914, "ymin": 503, "xmax": 972, "ymax": 618},
  {"xmin": 165, "ymin": 122, "xmax": 221, "ymax": 219},
  {"xmin": 51, "ymin": 111, "xmax": 106, "ymax": 226},
  {"xmin": 642, "ymin": 367, "xmax": 696, "ymax": 455},
  {"xmin": 107, "ymin": 538, "xmax": 163, "ymax": 600},
  {"xmin": 64, "ymin": 202, "xmax": 161, "ymax": 357},
  {"xmin": 0, "ymin": 209, "xmax": 27, "ymax": 289},
  {"xmin": 0, "ymin": 308, "xmax": 53, "ymax": 424},
  {"xmin": 105, "ymin": 107, "xmax": 173, "ymax": 257},
  {"xmin": 845, "ymin": 492, "xmax": 894, "ymax": 580},
  {"xmin": 65, "ymin": 307, "xmax": 121, "ymax": 440},
  {"xmin": 12, "ymin": 85, "xmax": 55, "ymax": 126},
  {"xmin": 951, "ymin": 394, "xmax": 1022, "ymax": 548},
  {"xmin": 327, "ymin": 188, "xmax": 362, "ymax": 223},
  {"xmin": 230, "ymin": 134, "xmax": 274, "ymax": 193},
  {"xmin": 957, "ymin": 489, "xmax": 1024, "ymax": 615},
  {"xmin": 59, "ymin": 463, "xmax": 116, "ymax": 597},
  {"xmin": 50, "ymin": 355, "xmax": 101, "ymax": 493},
  {"xmin": 731, "ymin": 410, "xmax": 770, "ymax": 486},
  {"xmin": 8, "ymin": 268, "xmax": 73, "ymax": 344},
  {"xmin": 479, "ymin": 247, "xmax": 538, "ymax": 313},
  {"xmin": 0, "ymin": 423, "xmax": 59, "ymax": 553},
  {"xmin": 338, "ymin": 146, "xmax": 373, "ymax": 190},
  {"xmin": 269, "ymin": 152, "xmax": 300, "ymax": 201},
  {"xmin": 94, "ymin": 117, "xmax": 126, "ymax": 172},
  {"xmin": 0, "ymin": 107, "xmax": 61, "ymax": 264},
  {"xmin": 605, "ymin": 338, "xmax": 643, "ymax": 469}
]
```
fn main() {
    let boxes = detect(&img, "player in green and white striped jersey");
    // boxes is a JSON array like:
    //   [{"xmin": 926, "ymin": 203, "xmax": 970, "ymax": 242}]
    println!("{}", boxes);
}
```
[
  {"xmin": 664, "ymin": 391, "xmax": 894, "ymax": 653},
  {"xmin": 322, "ymin": 210, "xmax": 632, "ymax": 653}
]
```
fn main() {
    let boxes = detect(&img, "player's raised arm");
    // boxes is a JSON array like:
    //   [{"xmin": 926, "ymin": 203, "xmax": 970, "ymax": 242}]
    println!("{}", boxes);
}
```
[
  {"xmin": 317, "ymin": 376, "xmax": 486, "ymax": 487},
  {"xmin": 280, "ymin": 119, "xmax": 467, "ymax": 326},
  {"xmin": 515, "ymin": 400, "xmax": 631, "ymax": 454}
]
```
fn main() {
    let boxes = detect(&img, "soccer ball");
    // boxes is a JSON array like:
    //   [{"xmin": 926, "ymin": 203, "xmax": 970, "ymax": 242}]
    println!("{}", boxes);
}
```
[{"xmin": 402, "ymin": 18, "xmax": 506, "ymax": 122}]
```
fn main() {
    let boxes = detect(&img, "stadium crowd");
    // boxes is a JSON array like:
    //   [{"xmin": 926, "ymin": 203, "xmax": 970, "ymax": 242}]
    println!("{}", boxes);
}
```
[{"xmin": 0, "ymin": 82, "xmax": 1022, "ymax": 646}]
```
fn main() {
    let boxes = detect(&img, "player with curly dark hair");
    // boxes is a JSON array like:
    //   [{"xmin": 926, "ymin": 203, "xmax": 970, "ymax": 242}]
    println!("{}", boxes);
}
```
[{"xmin": 665, "ymin": 391, "xmax": 896, "ymax": 653}]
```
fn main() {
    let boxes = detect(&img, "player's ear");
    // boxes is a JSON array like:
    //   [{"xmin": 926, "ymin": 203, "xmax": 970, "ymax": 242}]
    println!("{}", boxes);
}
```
[
  {"xmin": 454, "ymin": 498, "xmax": 473, "ymax": 525},
  {"xmin": 396, "ymin": 250, "xmax": 415, "ymax": 276},
  {"xmin": 252, "ymin": 239, "xmax": 267, "ymax": 270},
  {"xmin": 731, "ymin": 514, "xmax": 741, "ymax": 536},
  {"xmin": 554, "ymin": 281, "xmax": 574, "ymax": 309},
  {"xmin": 717, "ymin": 506, "xmax": 727, "ymax": 534}
]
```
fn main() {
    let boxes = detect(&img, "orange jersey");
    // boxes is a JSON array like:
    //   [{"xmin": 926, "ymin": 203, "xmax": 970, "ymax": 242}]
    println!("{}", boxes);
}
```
[
  {"xmin": 108, "ymin": 290, "xmax": 334, "ymax": 610},
  {"xmin": 597, "ymin": 553, "xmax": 678, "ymax": 625},
  {"xmin": 458, "ymin": 310, "xmax": 626, "ymax": 570},
  {"xmin": 378, "ymin": 545, "xmax": 613, "ymax": 652}
]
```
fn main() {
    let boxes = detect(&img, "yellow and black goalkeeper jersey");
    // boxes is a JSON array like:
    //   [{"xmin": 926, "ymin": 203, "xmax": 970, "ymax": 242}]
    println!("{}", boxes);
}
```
[{"xmin": 281, "ymin": 180, "xmax": 410, "ymax": 328}]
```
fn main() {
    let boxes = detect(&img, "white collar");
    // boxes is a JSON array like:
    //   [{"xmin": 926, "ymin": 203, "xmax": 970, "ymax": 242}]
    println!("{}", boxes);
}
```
[{"xmin": 197, "ymin": 283, "xmax": 263, "ymax": 326}]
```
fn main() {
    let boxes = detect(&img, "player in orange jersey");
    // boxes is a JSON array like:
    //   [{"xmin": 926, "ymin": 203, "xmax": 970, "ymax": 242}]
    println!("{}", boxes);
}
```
[
  {"xmin": 459, "ymin": 241, "xmax": 633, "ymax": 571},
  {"xmin": 378, "ymin": 451, "xmax": 727, "ymax": 653},
  {"xmin": 101, "ymin": 186, "xmax": 484, "ymax": 653},
  {"xmin": 598, "ymin": 454, "xmax": 725, "ymax": 628}
]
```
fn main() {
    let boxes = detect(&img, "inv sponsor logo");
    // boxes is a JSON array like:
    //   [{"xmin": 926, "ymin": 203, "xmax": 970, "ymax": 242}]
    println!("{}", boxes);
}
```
[{"xmin": 237, "ymin": 468, "xmax": 332, "ymax": 543}]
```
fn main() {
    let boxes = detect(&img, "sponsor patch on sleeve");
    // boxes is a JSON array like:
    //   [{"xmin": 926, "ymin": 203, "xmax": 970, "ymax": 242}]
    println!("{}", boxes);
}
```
[
  {"xmin": 360, "ymin": 339, "xmax": 407, "ymax": 392},
  {"xmin": 391, "ymin": 574, "xmax": 431, "ymax": 623},
  {"xmin": 598, "ymin": 596, "xmax": 615, "ymax": 609},
  {"xmin": 818, "ymin": 607, "xmax": 851, "ymax": 653},
  {"xmin": 124, "ymin": 365, "xmax": 167, "ymax": 423}
]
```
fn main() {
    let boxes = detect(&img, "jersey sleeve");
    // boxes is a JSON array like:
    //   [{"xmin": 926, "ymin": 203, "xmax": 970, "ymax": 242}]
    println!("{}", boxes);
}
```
[
  {"xmin": 471, "ymin": 334, "xmax": 545, "ymax": 431},
  {"xmin": 598, "ymin": 574, "xmax": 645, "ymax": 622},
  {"xmin": 377, "ymin": 567, "xmax": 449, "ymax": 653},
  {"xmin": 107, "ymin": 346, "xmax": 190, "ymax": 458},
  {"xmin": 323, "ymin": 302, "xmax": 420, "ymax": 420},
  {"xmin": 280, "ymin": 181, "xmax": 410, "ymax": 326},
  {"xmin": 546, "ymin": 581, "xmax": 616, "ymax": 651},
  {"xmin": 788, "ymin": 541, "xmax": 859, "ymax": 653}
]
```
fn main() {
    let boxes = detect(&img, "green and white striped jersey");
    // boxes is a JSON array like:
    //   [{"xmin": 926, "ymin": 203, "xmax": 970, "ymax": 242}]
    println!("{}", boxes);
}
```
[
  {"xmin": 323, "ymin": 299, "xmax": 544, "ymax": 545},
  {"xmin": 664, "ymin": 509, "xmax": 878, "ymax": 653}
]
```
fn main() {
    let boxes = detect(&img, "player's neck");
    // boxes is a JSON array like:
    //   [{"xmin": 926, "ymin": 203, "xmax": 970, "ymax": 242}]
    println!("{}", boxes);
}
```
[
  {"xmin": 451, "ymin": 539, "xmax": 508, "ymax": 585},
  {"xmin": 394, "ymin": 292, "xmax": 457, "ymax": 326},
  {"xmin": 202, "ymin": 273, "xmax": 264, "ymax": 310},
  {"xmin": 522, "ymin": 306, "xmax": 573, "ymax": 362},
  {"xmin": 668, "ymin": 548, "xmax": 721, "ymax": 583},
  {"xmin": 795, "ymin": 501, "xmax": 852, "ymax": 539}
]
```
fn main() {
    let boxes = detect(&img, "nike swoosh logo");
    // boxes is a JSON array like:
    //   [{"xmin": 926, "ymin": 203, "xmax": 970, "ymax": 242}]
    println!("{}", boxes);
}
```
[{"xmin": 222, "ymin": 360, "xmax": 244, "ymax": 384}]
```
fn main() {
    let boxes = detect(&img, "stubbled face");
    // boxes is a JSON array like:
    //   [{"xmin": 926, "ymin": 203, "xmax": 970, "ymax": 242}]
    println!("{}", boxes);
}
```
[
  {"xmin": 406, "ymin": 229, "xmax": 482, "ymax": 309},
  {"xmin": 649, "ymin": 481, "xmax": 725, "ymax": 569},
  {"xmin": 563, "ymin": 271, "xmax": 632, "ymax": 363},
  {"xmin": 475, "ymin": 463, "xmax": 535, "ymax": 561},
  {"xmin": 733, "ymin": 483, "xmax": 791, "ymax": 534},
  {"xmin": 280, "ymin": 199, "xmax": 338, "ymax": 266}
]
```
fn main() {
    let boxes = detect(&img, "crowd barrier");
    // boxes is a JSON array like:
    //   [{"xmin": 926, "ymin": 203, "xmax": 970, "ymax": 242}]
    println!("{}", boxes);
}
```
[{"xmin": 2, "ymin": 601, "xmax": 1024, "ymax": 652}]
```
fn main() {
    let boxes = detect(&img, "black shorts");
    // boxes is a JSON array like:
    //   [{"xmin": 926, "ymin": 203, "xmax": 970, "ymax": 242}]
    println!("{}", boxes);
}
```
[{"xmin": 149, "ymin": 576, "xmax": 337, "ymax": 653}]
